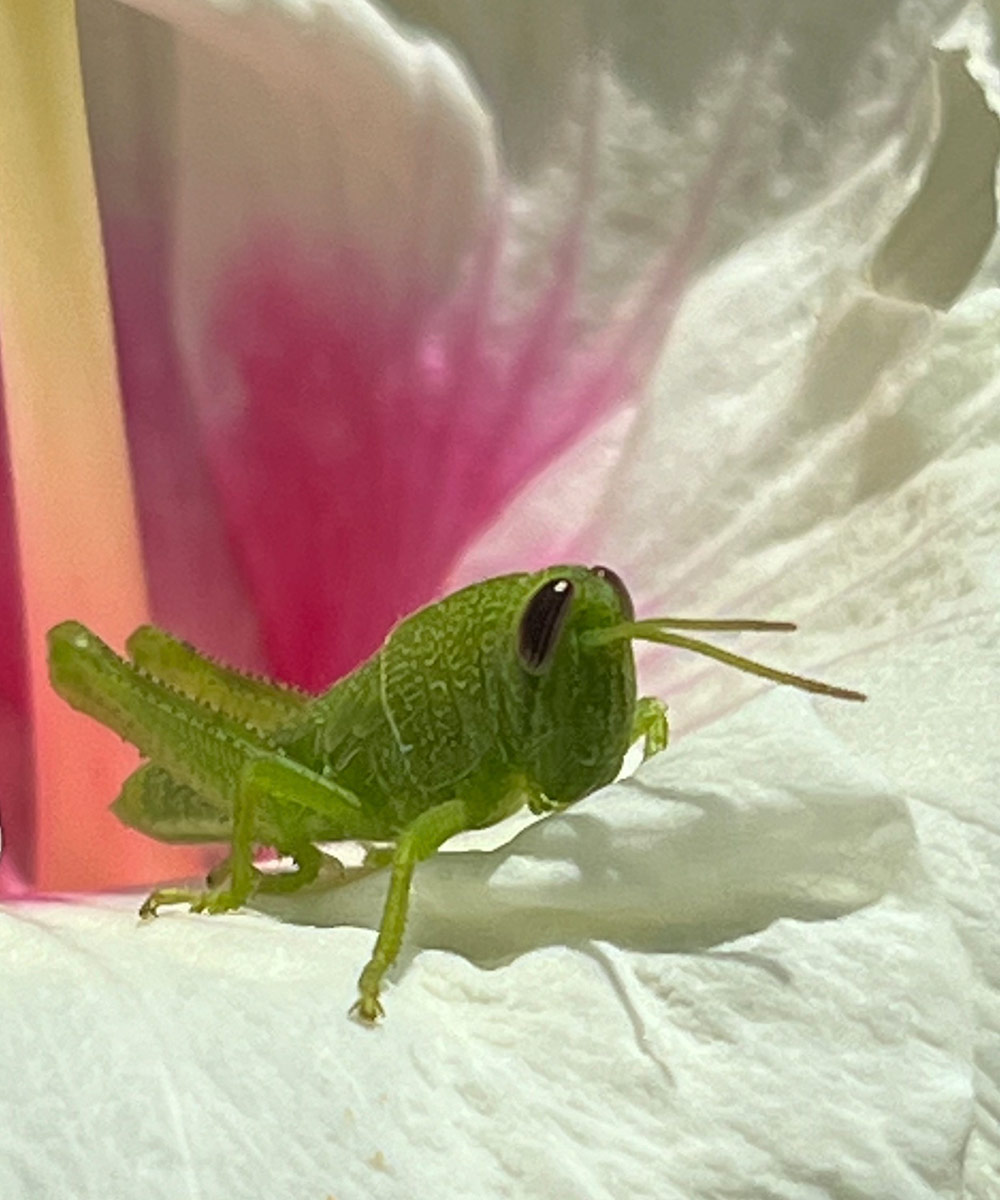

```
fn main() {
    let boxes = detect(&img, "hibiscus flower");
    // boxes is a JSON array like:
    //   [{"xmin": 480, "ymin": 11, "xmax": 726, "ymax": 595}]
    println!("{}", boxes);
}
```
[{"xmin": 0, "ymin": 2, "xmax": 997, "ymax": 1198}]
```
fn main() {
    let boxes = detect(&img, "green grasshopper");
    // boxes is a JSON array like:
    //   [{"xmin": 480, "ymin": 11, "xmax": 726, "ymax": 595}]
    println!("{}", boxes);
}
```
[{"xmin": 47, "ymin": 564, "xmax": 864, "ymax": 1021}]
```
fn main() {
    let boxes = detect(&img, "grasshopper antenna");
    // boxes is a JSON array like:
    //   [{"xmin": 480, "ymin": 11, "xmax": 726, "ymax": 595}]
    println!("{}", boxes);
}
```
[{"xmin": 583, "ymin": 618, "xmax": 866, "ymax": 702}]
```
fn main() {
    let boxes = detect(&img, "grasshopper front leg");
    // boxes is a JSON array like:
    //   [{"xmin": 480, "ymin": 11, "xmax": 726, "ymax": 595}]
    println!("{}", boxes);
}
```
[{"xmin": 632, "ymin": 695, "xmax": 668, "ymax": 760}]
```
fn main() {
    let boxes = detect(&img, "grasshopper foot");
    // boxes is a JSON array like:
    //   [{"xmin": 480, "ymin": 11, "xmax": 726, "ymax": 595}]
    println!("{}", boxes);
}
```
[
  {"xmin": 190, "ymin": 886, "xmax": 249, "ymax": 915},
  {"xmin": 139, "ymin": 887, "xmax": 195, "ymax": 919},
  {"xmin": 351, "ymin": 957, "xmax": 388, "ymax": 1024},
  {"xmin": 349, "ymin": 992, "xmax": 384, "ymax": 1026},
  {"xmin": 139, "ymin": 883, "xmax": 250, "ymax": 919}
]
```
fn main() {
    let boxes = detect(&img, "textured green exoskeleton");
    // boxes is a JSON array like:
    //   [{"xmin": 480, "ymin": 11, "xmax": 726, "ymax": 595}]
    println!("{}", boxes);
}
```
[{"xmin": 47, "ymin": 565, "xmax": 864, "ymax": 1021}]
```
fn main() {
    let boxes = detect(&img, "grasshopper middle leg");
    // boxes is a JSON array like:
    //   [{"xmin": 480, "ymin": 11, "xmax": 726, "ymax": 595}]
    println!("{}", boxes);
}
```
[{"xmin": 352, "ymin": 798, "xmax": 472, "ymax": 1024}]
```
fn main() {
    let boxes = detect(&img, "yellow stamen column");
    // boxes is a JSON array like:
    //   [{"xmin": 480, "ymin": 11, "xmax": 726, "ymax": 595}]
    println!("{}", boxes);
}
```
[{"xmin": 0, "ymin": 2, "xmax": 203, "ymax": 887}]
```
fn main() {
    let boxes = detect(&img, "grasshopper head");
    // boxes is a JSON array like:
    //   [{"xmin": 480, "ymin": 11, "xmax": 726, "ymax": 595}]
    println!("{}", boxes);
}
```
[
  {"xmin": 511, "ymin": 562, "xmax": 866, "ymax": 809},
  {"xmin": 513, "ymin": 564, "xmax": 639, "ymax": 807}
]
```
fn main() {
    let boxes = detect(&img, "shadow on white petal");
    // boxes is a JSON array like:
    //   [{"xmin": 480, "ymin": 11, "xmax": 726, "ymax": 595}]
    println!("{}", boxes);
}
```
[{"xmin": 256, "ymin": 692, "xmax": 917, "ymax": 974}]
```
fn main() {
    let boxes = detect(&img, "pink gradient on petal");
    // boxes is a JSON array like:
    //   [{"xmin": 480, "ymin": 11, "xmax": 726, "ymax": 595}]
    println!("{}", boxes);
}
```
[
  {"xmin": 103, "ymin": 220, "xmax": 264, "ymax": 669},
  {"xmin": 196, "ymin": 203, "xmax": 670, "ymax": 691}
]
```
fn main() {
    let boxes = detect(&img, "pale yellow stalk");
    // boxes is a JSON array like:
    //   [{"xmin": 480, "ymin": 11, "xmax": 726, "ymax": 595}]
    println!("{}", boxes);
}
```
[{"xmin": 0, "ymin": 1, "xmax": 203, "ymax": 887}]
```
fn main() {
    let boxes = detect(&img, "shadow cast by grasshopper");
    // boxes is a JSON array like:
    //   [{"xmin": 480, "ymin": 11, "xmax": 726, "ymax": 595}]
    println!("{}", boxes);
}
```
[{"xmin": 252, "ymin": 762, "xmax": 916, "ymax": 978}]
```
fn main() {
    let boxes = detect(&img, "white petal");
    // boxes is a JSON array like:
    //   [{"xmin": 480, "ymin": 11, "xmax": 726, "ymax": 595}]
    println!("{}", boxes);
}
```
[
  {"xmin": 0, "ymin": 694, "xmax": 975, "ymax": 1198},
  {"xmin": 75, "ymin": 0, "xmax": 501, "ymax": 668},
  {"xmin": 395, "ymin": 1, "xmax": 970, "ymax": 308},
  {"xmin": 450, "ymin": 8, "xmax": 1000, "ymax": 1193},
  {"xmin": 585, "ymin": 25, "xmax": 1000, "ymax": 1190},
  {"xmin": 452, "ymin": 7, "xmax": 995, "ymax": 583}
]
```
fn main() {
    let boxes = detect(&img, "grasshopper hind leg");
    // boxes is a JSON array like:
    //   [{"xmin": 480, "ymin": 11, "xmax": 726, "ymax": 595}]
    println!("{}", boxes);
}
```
[
  {"xmin": 114, "ymin": 764, "xmax": 231, "ymax": 845},
  {"xmin": 141, "ymin": 844, "xmax": 324, "ymax": 919},
  {"xmin": 139, "ymin": 759, "xmax": 257, "ymax": 918},
  {"xmin": 48, "ymin": 622, "xmax": 365, "ymax": 917},
  {"xmin": 125, "ymin": 625, "xmax": 308, "ymax": 733},
  {"xmin": 110, "ymin": 764, "xmax": 241, "ymax": 917},
  {"xmin": 140, "ymin": 756, "xmax": 367, "ymax": 917}
]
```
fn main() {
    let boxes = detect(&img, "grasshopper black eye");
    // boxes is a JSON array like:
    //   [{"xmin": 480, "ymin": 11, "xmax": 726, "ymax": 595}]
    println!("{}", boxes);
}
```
[
  {"xmin": 589, "ymin": 564, "xmax": 635, "ymax": 621},
  {"xmin": 518, "ymin": 578, "xmax": 575, "ymax": 673}
]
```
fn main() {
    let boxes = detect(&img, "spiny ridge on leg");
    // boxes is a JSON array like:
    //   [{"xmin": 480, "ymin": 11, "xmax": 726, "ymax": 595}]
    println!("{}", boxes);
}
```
[{"xmin": 126, "ymin": 625, "xmax": 309, "ymax": 732}]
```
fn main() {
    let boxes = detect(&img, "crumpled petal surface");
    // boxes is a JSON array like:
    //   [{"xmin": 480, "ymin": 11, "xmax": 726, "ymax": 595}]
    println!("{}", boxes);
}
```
[{"xmin": 0, "ymin": 696, "xmax": 974, "ymax": 1199}]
